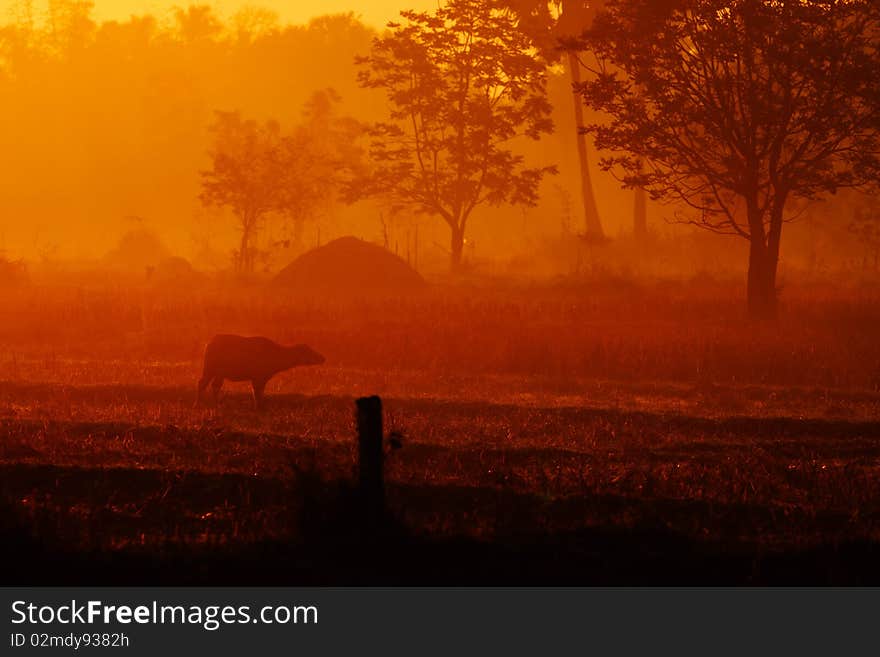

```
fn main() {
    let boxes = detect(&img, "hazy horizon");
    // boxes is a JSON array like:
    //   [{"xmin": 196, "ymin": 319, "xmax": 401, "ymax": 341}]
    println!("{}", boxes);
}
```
[{"xmin": 0, "ymin": 0, "xmax": 438, "ymax": 28}]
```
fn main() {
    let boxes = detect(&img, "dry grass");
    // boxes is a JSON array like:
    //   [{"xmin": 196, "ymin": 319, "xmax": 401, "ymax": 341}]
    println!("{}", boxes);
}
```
[
  {"xmin": 2, "ymin": 276, "xmax": 880, "ymax": 388},
  {"xmin": 0, "ymin": 275, "xmax": 879, "ymax": 565}
]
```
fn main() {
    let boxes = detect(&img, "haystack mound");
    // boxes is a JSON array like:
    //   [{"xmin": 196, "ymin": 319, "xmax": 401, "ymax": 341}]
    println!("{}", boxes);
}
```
[
  {"xmin": 151, "ymin": 256, "xmax": 202, "ymax": 285},
  {"xmin": 274, "ymin": 237, "xmax": 425, "ymax": 295}
]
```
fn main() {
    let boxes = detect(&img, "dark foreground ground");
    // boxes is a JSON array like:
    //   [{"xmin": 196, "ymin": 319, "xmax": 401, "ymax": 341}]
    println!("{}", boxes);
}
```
[
  {"xmin": 3, "ymin": 464, "xmax": 880, "ymax": 585},
  {"xmin": 2, "ymin": 381, "xmax": 879, "ymax": 585}
]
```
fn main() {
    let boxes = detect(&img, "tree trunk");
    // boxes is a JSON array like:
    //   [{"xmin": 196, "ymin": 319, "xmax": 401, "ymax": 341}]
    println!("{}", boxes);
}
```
[
  {"xmin": 747, "ymin": 237, "xmax": 778, "ymax": 319},
  {"xmin": 450, "ymin": 225, "xmax": 465, "ymax": 272},
  {"xmin": 567, "ymin": 51, "xmax": 604, "ymax": 239},
  {"xmin": 239, "ymin": 225, "xmax": 252, "ymax": 274}
]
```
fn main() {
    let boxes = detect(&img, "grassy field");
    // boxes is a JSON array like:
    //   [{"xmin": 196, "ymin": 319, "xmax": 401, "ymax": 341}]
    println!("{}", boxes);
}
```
[{"xmin": 1, "ymin": 277, "xmax": 879, "ymax": 583}]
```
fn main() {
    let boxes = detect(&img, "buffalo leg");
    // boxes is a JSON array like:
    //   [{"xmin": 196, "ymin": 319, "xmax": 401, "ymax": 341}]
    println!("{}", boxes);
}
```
[
  {"xmin": 252, "ymin": 378, "xmax": 267, "ymax": 410},
  {"xmin": 196, "ymin": 375, "xmax": 212, "ymax": 406},
  {"xmin": 211, "ymin": 377, "xmax": 224, "ymax": 405}
]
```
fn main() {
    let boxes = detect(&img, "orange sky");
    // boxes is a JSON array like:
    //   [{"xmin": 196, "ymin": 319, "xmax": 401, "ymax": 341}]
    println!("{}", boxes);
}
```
[{"xmin": 1, "ymin": 0, "xmax": 438, "ymax": 27}]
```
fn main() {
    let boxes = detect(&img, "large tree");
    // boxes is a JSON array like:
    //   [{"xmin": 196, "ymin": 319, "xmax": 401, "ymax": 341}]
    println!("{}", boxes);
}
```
[
  {"xmin": 578, "ymin": 0, "xmax": 880, "ymax": 317},
  {"xmin": 353, "ymin": 0, "xmax": 556, "ymax": 270}
]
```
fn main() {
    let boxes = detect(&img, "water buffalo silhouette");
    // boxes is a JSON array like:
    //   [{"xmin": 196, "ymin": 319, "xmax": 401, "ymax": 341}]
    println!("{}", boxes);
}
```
[{"xmin": 197, "ymin": 334, "xmax": 325, "ymax": 409}]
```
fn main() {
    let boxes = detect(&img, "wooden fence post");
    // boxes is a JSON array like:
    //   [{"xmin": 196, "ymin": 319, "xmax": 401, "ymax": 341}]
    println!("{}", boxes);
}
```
[{"xmin": 356, "ymin": 395, "xmax": 385, "ymax": 521}]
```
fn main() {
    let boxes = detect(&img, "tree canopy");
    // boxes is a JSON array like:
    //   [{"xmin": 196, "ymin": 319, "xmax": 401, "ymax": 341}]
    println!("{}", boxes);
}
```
[{"xmin": 578, "ymin": 0, "xmax": 880, "ymax": 316}]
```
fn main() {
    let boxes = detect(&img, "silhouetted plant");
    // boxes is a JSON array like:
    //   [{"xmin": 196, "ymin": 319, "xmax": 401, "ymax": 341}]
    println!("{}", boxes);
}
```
[
  {"xmin": 576, "ymin": 0, "xmax": 880, "ymax": 318},
  {"xmin": 277, "ymin": 89, "xmax": 365, "ymax": 248},
  {"xmin": 199, "ymin": 95, "xmax": 362, "ymax": 273},
  {"xmin": 200, "ymin": 111, "xmax": 283, "ymax": 274},
  {"xmin": 351, "ymin": 0, "xmax": 557, "ymax": 271},
  {"xmin": 504, "ymin": 0, "xmax": 609, "ymax": 238}
]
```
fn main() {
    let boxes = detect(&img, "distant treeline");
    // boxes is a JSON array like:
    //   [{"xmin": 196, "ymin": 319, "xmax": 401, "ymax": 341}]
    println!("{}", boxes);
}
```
[{"xmin": 0, "ymin": 3, "xmax": 383, "ymax": 257}]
